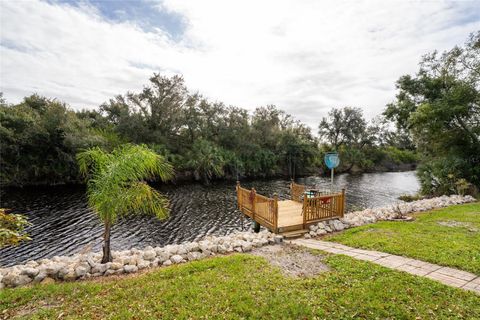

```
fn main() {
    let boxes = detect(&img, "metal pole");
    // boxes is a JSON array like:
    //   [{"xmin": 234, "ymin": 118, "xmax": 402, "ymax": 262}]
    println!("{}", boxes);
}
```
[{"xmin": 331, "ymin": 168, "xmax": 334, "ymax": 191}]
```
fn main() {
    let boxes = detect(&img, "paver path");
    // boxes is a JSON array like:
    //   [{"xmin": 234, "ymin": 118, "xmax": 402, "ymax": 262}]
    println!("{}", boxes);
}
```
[{"xmin": 291, "ymin": 239, "xmax": 480, "ymax": 295}]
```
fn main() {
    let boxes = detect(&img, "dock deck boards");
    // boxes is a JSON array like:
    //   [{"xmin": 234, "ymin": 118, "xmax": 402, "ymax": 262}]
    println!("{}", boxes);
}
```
[
  {"xmin": 277, "ymin": 200, "xmax": 303, "ymax": 227},
  {"xmin": 236, "ymin": 182, "xmax": 345, "ymax": 236}
]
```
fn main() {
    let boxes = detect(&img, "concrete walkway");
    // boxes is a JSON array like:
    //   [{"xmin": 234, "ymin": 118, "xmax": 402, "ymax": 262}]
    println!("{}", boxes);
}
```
[{"xmin": 291, "ymin": 239, "xmax": 480, "ymax": 295}]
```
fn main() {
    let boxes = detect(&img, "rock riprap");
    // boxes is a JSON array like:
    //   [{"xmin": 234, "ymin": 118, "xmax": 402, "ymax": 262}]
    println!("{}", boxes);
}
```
[
  {"xmin": 305, "ymin": 195, "xmax": 476, "ymax": 238},
  {"xmin": 0, "ymin": 230, "xmax": 276, "ymax": 289}
]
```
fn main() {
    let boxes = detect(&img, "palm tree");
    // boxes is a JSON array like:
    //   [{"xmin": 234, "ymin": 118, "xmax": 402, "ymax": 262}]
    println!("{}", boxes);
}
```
[
  {"xmin": 185, "ymin": 139, "xmax": 225, "ymax": 184},
  {"xmin": 77, "ymin": 144, "xmax": 173, "ymax": 263}
]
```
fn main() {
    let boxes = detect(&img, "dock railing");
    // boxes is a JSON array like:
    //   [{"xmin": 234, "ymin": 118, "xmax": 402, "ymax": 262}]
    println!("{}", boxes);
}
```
[
  {"xmin": 236, "ymin": 182, "xmax": 278, "ymax": 232},
  {"xmin": 302, "ymin": 189, "xmax": 345, "ymax": 227},
  {"xmin": 237, "ymin": 181, "xmax": 345, "ymax": 233},
  {"xmin": 291, "ymin": 181, "xmax": 345, "ymax": 227}
]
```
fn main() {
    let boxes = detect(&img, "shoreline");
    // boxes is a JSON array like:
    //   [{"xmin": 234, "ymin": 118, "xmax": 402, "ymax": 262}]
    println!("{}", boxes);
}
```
[
  {"xmin": 0, "ymin": 167, "xmax": 418, "ymax": 190},
  {"xmin": 1, "ymin": 194, "xmax": 475, "ymax": 289}
]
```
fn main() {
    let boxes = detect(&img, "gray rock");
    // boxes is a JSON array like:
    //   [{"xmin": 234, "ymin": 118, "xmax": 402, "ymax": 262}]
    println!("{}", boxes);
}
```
[
  {"xmin": 104, "ymin": 269, "xmax": 117, "ymax": 276},
  {"xmin": 331, "ymin": 220, "xmax": 345, "ymax": 231},
  {"xmin": 109, "ymin": 262, "xmax": 123, "ymax": 270},
  {"xmin": 188, "ymin": 242, "xmax": 200, "ymax": 252},
  {"xmin": 162, "ymin": 259, "xmax": 172, "ymax": 266},
  {"xmin": 187, "ymin": 252, "xmax": 202, "ymax": 261},
  {"xmin": 75, "ymin": 266, "xmax": 89, "ymax": 278},
  {"xmin": 156, "ymin": 252, "xmax": 170, "ymax": 263},
  {"xmin": 176, "ymin": 245, "xmax": 188, "ymax": 255},
  {"xmin": 170, "ymin": 255, "xmax": 184, "ymax": 264},
  {"xmin": 91, "ymin": 263, "xmax": 108, "ymax": 274},
  {"xmin": 3, "ymin": 272, "xmax": 32, "ymax": 287},
  {"xmin": 274, "ymin": 235, "xmax": 284, "ymax": 244},
  {"xmin": 151, "ymin": 259, "xmax": 160, "ymax": 267},
  {"xmin": 21, "ymin": 267, "xmax": 39, "ymax": 278},
  {"xmin": 25, "ymin": 260, "xmax": 39, "ymax": 268},
  {"xmin": 124, "ymin": 265, "xmax": 138, "ymax": 273},
  {"xmin": 33, "ymin": 271, "xmax": 47, "ymax": 283},
  {"xmin": 241, "ymin": 242, "xmax": 253, "ymax": 252},
  {"xmin": 86, "ymin": 256, "xmax": 97, "ymax": 268},
  {"xmin": 44, "ymin": 263, "xmax": 62, "ymax": 276},
  {"xmin": 143, "ymin": 250, "xmax": 156, "ymax": 261},
  {"xmin": 137, "ymin": 261, "xmax": 150, "ymax": 270}
]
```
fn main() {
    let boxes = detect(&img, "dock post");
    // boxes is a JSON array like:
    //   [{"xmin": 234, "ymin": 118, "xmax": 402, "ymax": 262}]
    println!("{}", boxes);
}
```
[
  {"xmin": 253, "ymin": 221, "xmax": 260, "ymax": 233},
  {"xmin": 251, "ymin": 188, "xmax": 256, "ymax": 221},
  {"xmin": 273, "ymin": 193, "xmax": 278, "ymax": 233},
  {"xmin": 341, "ymin": 188, "xmax": 346, "ymax": 218},
  {"xmin": 302, "ymin": 195, "xmax": 307, "ymax": 229}
]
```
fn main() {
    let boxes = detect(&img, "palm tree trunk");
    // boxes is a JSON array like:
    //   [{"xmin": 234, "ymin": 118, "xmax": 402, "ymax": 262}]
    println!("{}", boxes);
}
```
[{"xmin": 101, "ymin": 220, "xmax": 113, "ymax": 263}]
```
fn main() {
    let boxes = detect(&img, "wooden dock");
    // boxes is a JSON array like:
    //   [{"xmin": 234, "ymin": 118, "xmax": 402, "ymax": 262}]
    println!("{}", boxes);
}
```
[{"xmin": 236, "ymin": 181, "xmax": 345, "ymax": 237}]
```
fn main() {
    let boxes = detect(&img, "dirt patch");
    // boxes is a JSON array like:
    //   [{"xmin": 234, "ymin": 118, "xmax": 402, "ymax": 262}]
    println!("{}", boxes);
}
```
[
  {"xmin": 437, "ymin": 220, "xmax": 478, "ymax": 232},
  {"xmin": 249, "ymin": 244, "xmax": 330, "ymax": 278},
  {"xmin": 2, "ymin": 300, "xmax": 61, "ymax": 320}
]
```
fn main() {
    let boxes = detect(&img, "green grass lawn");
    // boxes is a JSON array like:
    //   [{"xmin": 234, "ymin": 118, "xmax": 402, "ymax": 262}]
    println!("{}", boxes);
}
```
[
  {"xmin": 327, "ymin": 202, "xmax": 480, "ymax": 274},
  {"xmin": 1, "ymin": 253, "xmax": 479, "ymax": 319}
]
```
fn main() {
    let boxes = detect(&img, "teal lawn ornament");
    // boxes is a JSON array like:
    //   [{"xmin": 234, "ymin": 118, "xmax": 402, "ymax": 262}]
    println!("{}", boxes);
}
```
[{"xmin": 324, "ymin": 152, "xmax": 340, "ymax": 190}]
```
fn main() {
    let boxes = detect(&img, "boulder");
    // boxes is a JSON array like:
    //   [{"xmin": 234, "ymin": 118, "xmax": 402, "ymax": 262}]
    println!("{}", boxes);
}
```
[
  {"xmin": 3, "ymin": 272, "xmax": 32, "ymax": 287},
  {"xmin": 331, "ymin": 220, "xmax": 345, "ymax": 231},
  {"xmin": 33, "ymin": 271, "xmax": 47, "ymax": 283},
  {"xmin": 44, "ymin": 263, "xmax": 63, "ymax": 276},
  {"xmin": 104, "ymin": 269, "xmax": 117, "ymax": 276},
  {"xmin": 241, "ymin": 242, "xmax": 253, "ymax": 252},
  {"xmin": 21, "ymin": 267, "xmax": 39, "ymax": 278},
  {"xmin": 75, "ymin": 266, "xmax": 89, "ymax": 278},
  {"xmin": 123, "ymin": 265, "xmax": 138, "ymax": 273},
  {"xmin": 170, "ymin": 255, "xmax": 184, "ymax": 264},
  {"xmin": 109, "ymin": 262, "xmax": 123, "ymax": 270},
  {"xmin": 187, "ymin": 252, "xmax": 202, "ymax": 261},
  {"xmin": 91, "ymin": 263, "xmax": 108, "ymax": 274},
  {"xmin": 274, "ymin": 235, "xmax": 283, "ymax": 244},
  {"xmin": 143, "ymin": 250, "xmax": 156, "ymax": 261},
  {"xmin": 137, "ymin": 260, "xmax": 150, "ymax": 270}
]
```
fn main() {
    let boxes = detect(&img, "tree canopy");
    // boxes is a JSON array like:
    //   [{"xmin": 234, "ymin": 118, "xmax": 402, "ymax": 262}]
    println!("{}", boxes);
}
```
[
  {"xmin": 384, "ymin": 31, "xmax": 479, "ymax": 195},
  {"xmin": 77, "ymin": 144, "xmax": 173, "ymax": 262}
]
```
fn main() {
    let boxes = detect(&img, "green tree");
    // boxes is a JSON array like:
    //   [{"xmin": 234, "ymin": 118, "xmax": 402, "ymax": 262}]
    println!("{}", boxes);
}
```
[
  {"xmin": 185, "ymin": 139, "xmax": 225, "ymax": 184},
  {"xmin": 318, "ymin": 107, "xmax": 377, "ymax": 172},
  {"xmin": 0, "ymin": 209, "xmax": 31, "ymax": 248},
  {"xmin": 0, "ymin": 95, "xmax": 110, "ymax": 186},
  {"xmin": 77, "ymin": 144, "xmax": 173, "ymax": 263},
  {"xmin": 384, "ymin": 32, "xmax": 480, "ymax": 194}
]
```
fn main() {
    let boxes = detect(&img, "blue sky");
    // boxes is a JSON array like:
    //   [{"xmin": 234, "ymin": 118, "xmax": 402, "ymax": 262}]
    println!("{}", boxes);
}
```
[
  {"xmin": 1, "ymin": 0, "xmax": 479, "ymax": 128},
  {"xmin": 54, "ymin": 0, "xmax": 186, "ymax": 39}
]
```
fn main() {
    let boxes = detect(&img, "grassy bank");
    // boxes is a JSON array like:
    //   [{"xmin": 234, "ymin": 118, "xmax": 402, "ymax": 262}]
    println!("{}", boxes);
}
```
[
  {"xmin": 326, "ymin": 202, "xmax": 480, "ymax": 274},
  {"xmin": 1, "ymin": 253, "xmax": 479, "ymax": 319}
]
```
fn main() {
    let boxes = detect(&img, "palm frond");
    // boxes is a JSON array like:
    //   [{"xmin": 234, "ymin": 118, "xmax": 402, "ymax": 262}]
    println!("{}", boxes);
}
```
[{"xmin": 77, "ymin": 144, "xmax": 173, "ymax": 222}]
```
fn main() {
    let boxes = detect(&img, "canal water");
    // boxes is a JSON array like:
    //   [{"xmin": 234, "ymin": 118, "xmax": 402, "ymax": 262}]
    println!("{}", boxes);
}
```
[{"xmin": 0, "ymin": 171, "xmax": 420, "ymax": 266}]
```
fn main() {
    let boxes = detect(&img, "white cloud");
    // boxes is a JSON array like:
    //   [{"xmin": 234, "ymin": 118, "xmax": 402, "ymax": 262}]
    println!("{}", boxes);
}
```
[{"xmin": 1, "ymin": 0, "xmax": 479, "ymax": 128}]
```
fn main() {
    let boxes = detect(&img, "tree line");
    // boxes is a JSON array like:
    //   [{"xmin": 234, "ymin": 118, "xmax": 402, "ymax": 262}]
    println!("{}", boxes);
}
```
[
  {"xmin": 1, "ymin": 32, "xmax": 478, "ymax": 195},
  {"xmin": 0, "ymin": 80, "xmax": 414, "ymax": 187}
]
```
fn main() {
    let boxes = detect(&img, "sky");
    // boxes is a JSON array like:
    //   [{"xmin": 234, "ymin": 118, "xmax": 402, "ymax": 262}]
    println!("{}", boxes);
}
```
[{"xmin": 1, "ymin": 0, "xmax": 479, "ymax": 128}]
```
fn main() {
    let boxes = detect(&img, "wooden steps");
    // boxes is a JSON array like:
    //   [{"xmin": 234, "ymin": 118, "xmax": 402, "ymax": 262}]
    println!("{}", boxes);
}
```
[{"xmin": 280, "ymin": 229, "xmax": 309, "ymax": 239}]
